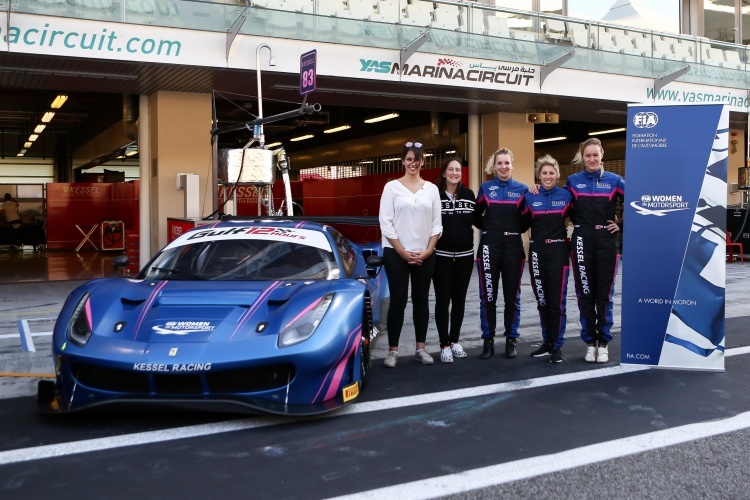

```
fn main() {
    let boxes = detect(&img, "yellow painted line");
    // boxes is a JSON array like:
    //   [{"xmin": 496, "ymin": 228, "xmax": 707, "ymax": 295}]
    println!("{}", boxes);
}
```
[{"xmin": 0, "ymin": 372, "xmax": 55, "ymax": 379}]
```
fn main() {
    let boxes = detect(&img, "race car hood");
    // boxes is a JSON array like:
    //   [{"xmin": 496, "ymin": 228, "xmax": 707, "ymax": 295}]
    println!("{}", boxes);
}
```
[{"xmin": 85, "ymin": 279, "xmax": 337, "ymax": 343}]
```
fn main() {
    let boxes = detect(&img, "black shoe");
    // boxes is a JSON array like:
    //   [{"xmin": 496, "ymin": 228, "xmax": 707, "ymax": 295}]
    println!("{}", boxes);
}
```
[
  {"xmin": 530, "ymin": 343, "xmax": 553, "ymax": 357},
  {"xmin": 480, "ymin": 339, "xmax": 494, "ymax": 359},
  {"xmin": 550, "ymin": 348, "xmax": 564, "ymax": 363},
  {"xmin": 505, "ymin": 338, "xmax": 518, "ymax": 358}
]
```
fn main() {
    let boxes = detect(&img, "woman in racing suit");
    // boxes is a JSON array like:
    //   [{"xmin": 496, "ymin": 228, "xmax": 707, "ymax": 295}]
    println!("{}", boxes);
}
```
[
  {"xmin": 474, "ymin": 148, "xmax": 529, "ymax": 360},
  {"xmin": 523, "ymin": 155, "xmax": 573, "ymax": 363},
  {"xmin": 564, "ymin": 138, "xmax": 625, "ymax": 363}
]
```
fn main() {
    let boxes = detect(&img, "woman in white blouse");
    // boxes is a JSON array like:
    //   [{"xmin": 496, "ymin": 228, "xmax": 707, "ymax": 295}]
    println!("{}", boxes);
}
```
[{"xmin": 379, "ymin": 141, "xmax": 443, "ymax": 368}]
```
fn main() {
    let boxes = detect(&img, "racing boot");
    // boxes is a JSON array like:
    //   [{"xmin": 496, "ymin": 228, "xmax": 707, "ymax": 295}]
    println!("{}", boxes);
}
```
[
  {"xmin": 480, "ymin": 338, "xmax": 494, "ymax": 359},
  {"xmin": 505, "ymin": 338, "xmax": 518, "ymax": 359}
]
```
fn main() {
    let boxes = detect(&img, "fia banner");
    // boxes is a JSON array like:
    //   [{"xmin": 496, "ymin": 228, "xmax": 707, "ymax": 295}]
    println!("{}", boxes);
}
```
[{"xmin": 622, "ymin": 103, "xmax": 727, "ymax": 371}]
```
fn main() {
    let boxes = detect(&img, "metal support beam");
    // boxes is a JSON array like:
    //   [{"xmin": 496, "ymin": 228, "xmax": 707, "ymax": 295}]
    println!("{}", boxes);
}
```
[
  {"xmin": 654, "ymin": 65, "xmax": 691, "ymax": 95},
  {"xmin": 400, "ymin": 31, "xmax": 431, "ymax": 68},
  {"xmin": 540, "ymin": 49, "xmax": 575, "ymax": 87},
  {"xmin": 226, "ymin": 9, "xmax": 249, "ymax": 61}
]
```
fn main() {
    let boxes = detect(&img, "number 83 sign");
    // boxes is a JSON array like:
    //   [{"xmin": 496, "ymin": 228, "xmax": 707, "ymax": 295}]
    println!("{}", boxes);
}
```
[{"xmin": 300, "ymin": 49, "xmax": 317, "ymax": 95}]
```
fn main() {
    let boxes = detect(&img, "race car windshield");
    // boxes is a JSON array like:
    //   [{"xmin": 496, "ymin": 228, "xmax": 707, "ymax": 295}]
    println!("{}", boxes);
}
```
[{"xmin": 142, "ymin": 239, "xmax": 340, "ymax": 281}]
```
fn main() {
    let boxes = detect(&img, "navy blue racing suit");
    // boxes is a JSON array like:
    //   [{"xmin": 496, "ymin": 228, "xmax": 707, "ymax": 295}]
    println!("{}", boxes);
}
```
[
  {"xmin": 564, "ymin": 169, "xmax": 625, "ymax": 345},
  {"xmin": 522, "ymin": 186, "xmax": 573, "ymax": 349},
  {"xmin": 474, "ymin": 177, "xmax": 528, "ymax": 341}
]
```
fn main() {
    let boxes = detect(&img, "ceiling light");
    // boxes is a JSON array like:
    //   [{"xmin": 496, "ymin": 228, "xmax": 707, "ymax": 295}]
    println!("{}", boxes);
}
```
[
  {"xmin": 290, "ymin": 134, "xmax": 314, "ymax": 142},
  {"xmin": 589, "ymin": 127, "xmax": 627, "ymax": 136},
  {"xmin": 424, "ymin": 153, "xmax": 433, "ymax": 157},
  {"xmin": 50, "ymin": 95, "xmax": 68, "ymax": 108},
  {"xmin": 359, "ymin": 160, "xmax": 374, "ymax": 164},
  {"xmin": 24, "ymin": 142, "xmax": 32, "ymax": 148},
  {"xmin": 41, "ymin": 111, "xmax": 55, "ymax": 122},
  {"xmin": 383, "ymin": 157, "xmax": 401, "ymax": 162},
  {"xmin": 17, "ymin": 150, "xmax": 26, "ymax": 156},
  {"xmin": 534, "ymin": 136, "xmax": 567, "ymax": 143},
  {"xmin": 126, "ymin": 149, "xmax": 138, "ymax": 156},
  {"xmin": 324, "ymin": 125, "xmax": 351, "ymax": 134},
  {"xmin": 266, "ymin": 142, "xmax": 282, "ymax": 148},
  {"xmin": 364, "ymin": 113, "xmax": 399, "ymax": 124},
  {"xmin": 34, "ymin": 124, "xmax": 46, "ymax": 134},
  {"xmin": 445, "ymin": 150, "xmax": 456, "ymax": 154},
  {"xmin": 28, "ymin": 134, "xmax": 39, "ymax": 142}
]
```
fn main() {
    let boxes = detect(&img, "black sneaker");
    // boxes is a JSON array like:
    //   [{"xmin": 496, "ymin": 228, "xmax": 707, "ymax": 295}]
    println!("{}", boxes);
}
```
[
  {"xmin": 505, "ymin": 338, "xmax": 518, "ymax": 358},
  {"xmin": 550, "ymin": 348, "xmax": 564, "ymax": 363},
  {"xmin": 530, "ymin": 343, "xmax": 553, "ymax": 357},
  {"xmin": 480, "ymin": 338, "xmax": 494, "ymax": 359}
]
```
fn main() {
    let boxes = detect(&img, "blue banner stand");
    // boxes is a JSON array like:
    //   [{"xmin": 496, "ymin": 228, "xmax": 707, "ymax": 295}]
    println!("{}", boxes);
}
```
[{"xmin": 621, "ymin": 103, "xmax": 727, "ymax": 371}]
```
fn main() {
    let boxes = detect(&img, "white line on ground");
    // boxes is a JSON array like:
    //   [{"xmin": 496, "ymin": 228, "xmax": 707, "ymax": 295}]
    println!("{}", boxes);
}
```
[
  {"xmin": 328, "ymin": 410, "xmax": 750, "ymax": 500},
  {"xmin": 0, "ymin": 346, "xmax": 746, "ymax": 467}
]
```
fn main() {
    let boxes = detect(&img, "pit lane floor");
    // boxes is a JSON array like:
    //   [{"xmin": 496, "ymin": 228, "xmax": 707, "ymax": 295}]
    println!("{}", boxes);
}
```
[{"xmin": 1, "ymin": 261, "xmax": 749, "ymax": 498}]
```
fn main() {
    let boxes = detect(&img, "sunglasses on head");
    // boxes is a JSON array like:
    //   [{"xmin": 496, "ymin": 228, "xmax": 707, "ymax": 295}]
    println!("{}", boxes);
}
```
[{"xmin": 405, "ymin": 142, "xmax": 423, "ymax": 148}]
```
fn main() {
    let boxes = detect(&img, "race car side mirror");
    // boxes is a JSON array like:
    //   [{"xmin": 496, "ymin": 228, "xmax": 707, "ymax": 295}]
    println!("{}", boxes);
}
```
[
  {"xmin": 113, "ymin": 254, "xmax": 130, "ymax": 269},
  {"xmin": 364, "ymin": 254, "xmax": 384, "ymax": 278},
  {"xmin": 366, "ymin": 255, "xmax": 384, "ymax": 268}
]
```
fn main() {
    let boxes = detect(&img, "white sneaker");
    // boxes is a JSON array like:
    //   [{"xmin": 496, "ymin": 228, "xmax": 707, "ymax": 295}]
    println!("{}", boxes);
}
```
[
  {"xmin": 384, "ymin": 350, "xmax": 398, "ymax": 368},
  {"xmin": 584, "ymin": 345, "xmax": 597, "ymax": 363},
  {"xmin": 596, "ymin": 345, "xmax": 609, "ymax": 363},
  {"xmin": 440, "ymin": 346, "xmax": 454, "ymax": 363},
  {"xmin": 450, "ymin": 343, "xmax": 468, "ymax": 358},
  {"xmin": 415, "ymin": 349, "xmax": 434, "ymax": 365}
]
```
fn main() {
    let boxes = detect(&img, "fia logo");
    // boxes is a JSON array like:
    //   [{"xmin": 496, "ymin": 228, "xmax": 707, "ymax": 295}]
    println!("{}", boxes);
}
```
[{"xmin": 633, "ymin": 111, "xmax": 658, "ymax": 128}]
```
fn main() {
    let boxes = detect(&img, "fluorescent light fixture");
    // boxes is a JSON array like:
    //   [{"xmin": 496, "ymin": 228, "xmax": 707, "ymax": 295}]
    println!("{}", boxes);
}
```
[
  {"xmin": 126, "ymin": 149, "xmax": 138, "ymax": 156},
  {"xmin": 266, "ymin": 142, "xmax": 282, "ymax": 148},
  {"xmin": 24, "ymin": 142, "xmax": 32, "ymax": 148},
  {"xmin": 364, "ymin": 113, "xmax": 399, "ymax": 124},
  {"xmin": 383, "ymin": 157, "xmax": 401, "ymax": 162},
  {"xmin": 359, "ymin": 160, "xmax": 374, "ymax": 164},
  {"xmin": 17, "ymin": 150, "xmax": 26, "ymax": 156},
  {"xmin": 324, "ymin": 125, "xmax": 351, "ymax": 134},
  {"xmin": 445, "ymin": 150, "xmax": 456, "ymax": 154},
  {"xmin": 28, "ymin": 134, "xmax": 39, "ymax": 142},
  {"xmin": 290, "ymin": 134, "xmax": 314, "ymax": 142},
  {"xmin": 534, "ymin": 136, "xmax": 567, "ymax": 143},
  {"xmin": 34, "ymin": 124, "xmax": 46, "ymax": 134},
  {"xmin": 589, "ymin": 127, "xmax": 627, "ymax": 136},
  {"xmin": 50, "ymin": 95, "xmax": 69, "ymax": 108},
  {"xmin": 41, "ymin": 111, "xmax": 55, "ymax": 122},
  {"xmin": 424, "ymin": 153, "xmax": 434, "ymax": 157}
]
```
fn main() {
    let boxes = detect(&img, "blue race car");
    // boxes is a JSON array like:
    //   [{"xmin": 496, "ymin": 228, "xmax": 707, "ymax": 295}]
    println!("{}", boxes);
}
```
[{"xmin": 37, "ymin": 219, "xmax": 386, "ymax": 415}]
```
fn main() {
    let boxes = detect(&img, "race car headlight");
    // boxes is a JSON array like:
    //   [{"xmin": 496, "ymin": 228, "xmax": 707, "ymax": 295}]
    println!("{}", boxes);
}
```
[
  {"xmin": 278, "ymin": 294, "xmax": 333, "ymax": 348},
  {"xmin": 67, "ymin": 292, "xmax": 93, "ymax": 347}
]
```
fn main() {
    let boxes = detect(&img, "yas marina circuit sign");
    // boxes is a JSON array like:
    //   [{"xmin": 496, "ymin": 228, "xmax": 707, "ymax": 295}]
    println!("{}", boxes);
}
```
[{"xmin": 622, "ymin": 103, "xmax": 727, "ymax": 371}]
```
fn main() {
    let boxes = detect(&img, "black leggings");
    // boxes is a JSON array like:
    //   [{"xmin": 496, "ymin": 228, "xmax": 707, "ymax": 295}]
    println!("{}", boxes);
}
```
[
  {"xmin": 432, "ymin": 255, "xmax": 474, "ymax": 347},
  {"xmin": 383, "ymin": 247, "xmax": 436, "ymax": 348}
]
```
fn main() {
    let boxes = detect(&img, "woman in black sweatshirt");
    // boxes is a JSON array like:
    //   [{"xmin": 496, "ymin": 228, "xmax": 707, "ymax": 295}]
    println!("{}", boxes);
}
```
[{"xmin": 433, "ymin": 157, "xmax": 477, "ymax": 363}]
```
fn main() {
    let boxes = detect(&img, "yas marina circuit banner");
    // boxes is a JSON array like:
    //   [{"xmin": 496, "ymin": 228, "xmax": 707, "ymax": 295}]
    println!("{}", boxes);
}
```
[{"xmin": 622, "ymin": 103, "xmax": 727, "ymax": 371}]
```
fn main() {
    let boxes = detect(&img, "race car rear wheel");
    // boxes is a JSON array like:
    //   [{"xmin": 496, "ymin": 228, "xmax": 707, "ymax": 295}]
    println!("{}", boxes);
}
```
[{"xmin": 360, "ymin": 296, "xmax": 373, "ymax": 388}]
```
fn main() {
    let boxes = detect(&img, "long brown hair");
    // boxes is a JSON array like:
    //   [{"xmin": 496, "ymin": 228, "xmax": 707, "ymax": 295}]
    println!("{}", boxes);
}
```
[{"xmin": 436, "ymin": 157, "xmax": 464, "ymax": 194}]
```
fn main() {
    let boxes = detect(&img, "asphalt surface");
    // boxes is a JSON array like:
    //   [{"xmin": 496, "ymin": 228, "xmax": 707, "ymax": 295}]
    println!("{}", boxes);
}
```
[{"xmin": 1, "ymin": 262, "xmax": 750, "ymax": 499}]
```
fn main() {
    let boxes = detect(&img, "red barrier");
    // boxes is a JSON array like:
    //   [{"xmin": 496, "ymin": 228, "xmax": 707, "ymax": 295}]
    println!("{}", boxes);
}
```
[
  {"xmin": 46, "ymin": 182, "xmax": 139, "ymax": 249},
  {"xmin": 217, "ymin": 181, "xmax": 303, "ymax": 216}
]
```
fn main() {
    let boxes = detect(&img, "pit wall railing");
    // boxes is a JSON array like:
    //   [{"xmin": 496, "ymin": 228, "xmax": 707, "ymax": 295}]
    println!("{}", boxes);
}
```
[{"xmin": 2, "ymin": 0, "xmax": 749, "ymax": 89}]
